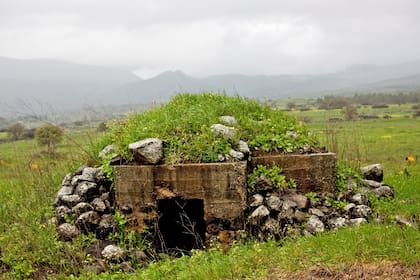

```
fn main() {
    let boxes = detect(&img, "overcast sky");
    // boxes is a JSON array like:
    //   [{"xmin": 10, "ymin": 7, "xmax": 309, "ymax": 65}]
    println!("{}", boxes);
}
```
[{"xmin": 1, "ymin": 0, "xmax": 419, "ymax": 78}]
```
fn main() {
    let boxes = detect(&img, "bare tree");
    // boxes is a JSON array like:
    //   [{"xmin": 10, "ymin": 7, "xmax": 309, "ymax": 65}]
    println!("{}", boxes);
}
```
[{"xmin": 7, "ymin": 122, "xmax": 25, "ymax": 141}]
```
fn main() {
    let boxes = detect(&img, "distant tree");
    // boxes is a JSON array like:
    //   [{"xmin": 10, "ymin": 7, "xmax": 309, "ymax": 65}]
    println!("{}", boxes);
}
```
[
  {"xmin": 22, "ymin": 128, "xmax": 36, "ymax": 140},
  {"xmin": 317, "ymin": 95, "xmax": 350, "ymax": 110},
  {"xmin": 35, "ymin": 124, "xmax": 64, "ymax": 154},
  {"xmin": 73, "ymin": 121, "xmax": 84, "ymax": 127},
  {"xmin": 7, "ymin": 122, "xmax": 26, "ymax": 141},
  {"xmin": 349, "ymin": 92, "xmax": 420, "ymax": 105},
  {"xmin": 286, "ymin": 102, "xmax": 297, "ymax": 110},
  {"xmin": 342, "ymin": 104, "xmax": 359, "ymax": 121}
]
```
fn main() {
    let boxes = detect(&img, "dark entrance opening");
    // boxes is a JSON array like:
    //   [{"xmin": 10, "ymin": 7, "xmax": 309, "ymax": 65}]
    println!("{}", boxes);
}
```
[{"xmin": 156, "ymin": 198, "xmax": 206, "ymax": 254}]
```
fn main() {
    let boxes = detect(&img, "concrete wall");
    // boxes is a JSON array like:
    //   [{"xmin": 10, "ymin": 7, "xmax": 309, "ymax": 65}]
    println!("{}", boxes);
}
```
[
  {"xmin": 114, "ymin": 162, "xmax": 247, "ymax": 232},
  {"xmin": 250, "ymin": 152, "xmax": 336, "ymax": 194},
  {"xmin": 114, "ymin": 153, "xmax": 336, "ymax": 232}
]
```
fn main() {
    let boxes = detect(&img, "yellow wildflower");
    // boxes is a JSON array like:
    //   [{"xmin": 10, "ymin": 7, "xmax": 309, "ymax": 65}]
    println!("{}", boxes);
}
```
[
  {"xmin": 30, "ymin": 163, "xmax": 39, "ymax": 170},
  {"xmin": 406, "ymin": 156, "xmax": 415, "ymax": 162}
]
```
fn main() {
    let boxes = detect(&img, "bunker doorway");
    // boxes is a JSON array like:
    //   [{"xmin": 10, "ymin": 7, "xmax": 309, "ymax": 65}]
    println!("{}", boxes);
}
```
[{"xmin": 156, "ymin": 198, "xmax": 206, "ymax": 254}]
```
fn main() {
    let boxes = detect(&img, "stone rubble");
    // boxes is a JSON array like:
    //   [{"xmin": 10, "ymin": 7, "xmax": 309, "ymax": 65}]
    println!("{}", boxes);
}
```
[
  {"xmin": 305, "ymin": 215, "xmax": 325, "ymax": 234},
  {"xmin": 360, "ymin": 163, "xmax": 384, "ymax": 182},
  {"xmin": 229, "ymin": 149, "xmax": 244, "ymax": 161},
  {"xmin": 238, "ymin": 140, "xmax": 250, "ymax": 155},
  {"xmin": 101, "ymin": 245, "xmax": 126, "ymax": 261},
  {"xmin": 54, "ymin": 166, "xmax": 116, "ymax": 240},
  {"xmin": 246, "ymin": 164, "xmax": 395, "ymax": 240}
]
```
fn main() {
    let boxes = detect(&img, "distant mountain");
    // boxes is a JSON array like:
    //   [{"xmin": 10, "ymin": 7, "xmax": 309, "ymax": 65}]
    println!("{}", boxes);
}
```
[
  {"xmin": 351, "ymin": 74, "xmax": 420, "ymax": 92},
  {"xmin": 115, "ymin": 70, "xmax": 206, "ymax": 103},
  {"xmin": 0, "ymin": 57, "xmax": 140, "ymax": 84},
  {"xmin": 1, "ymin": 57, "xmax": 420, "ymax": 118},
  {"xmin": 0, "ymin": 57, "xmax": 141, "ymax": 116}
]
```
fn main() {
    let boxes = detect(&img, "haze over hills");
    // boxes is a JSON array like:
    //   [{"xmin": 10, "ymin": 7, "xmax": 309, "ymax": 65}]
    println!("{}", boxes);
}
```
[
  {"xmin": 0, "ymin": 57, "xmax": 142, "ymax": 117},
  {"xmin": 1, "ymin": 56, "xmax": 420, "ymax": 117}
]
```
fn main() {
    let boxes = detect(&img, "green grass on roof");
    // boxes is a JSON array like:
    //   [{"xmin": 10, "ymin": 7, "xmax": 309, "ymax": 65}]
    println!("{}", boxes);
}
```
[{"xmin": 98, "ymin": 93, "xmax": 318, "ymax": 164}]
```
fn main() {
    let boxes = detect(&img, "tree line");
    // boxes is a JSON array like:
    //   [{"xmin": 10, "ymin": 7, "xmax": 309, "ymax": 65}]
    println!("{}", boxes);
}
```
[{"xmin": 315, "ymin": 91, "xmax": 420, "ymax": 109}]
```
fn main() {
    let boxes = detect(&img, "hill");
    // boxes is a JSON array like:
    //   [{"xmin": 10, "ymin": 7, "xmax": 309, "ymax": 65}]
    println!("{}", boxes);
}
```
[
  {"xmin": 1, "ymin": 57, "xmax": 420, "ymax": 117},
  {"xmin": 0, "ymin": 57, "xmax": 142, "ymax": 116}
]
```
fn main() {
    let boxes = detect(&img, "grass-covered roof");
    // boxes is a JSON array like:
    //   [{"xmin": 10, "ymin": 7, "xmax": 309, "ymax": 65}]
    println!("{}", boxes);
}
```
[{"xmin": 98, "ymin": 93, "xmax": 318, "ymax": 164}]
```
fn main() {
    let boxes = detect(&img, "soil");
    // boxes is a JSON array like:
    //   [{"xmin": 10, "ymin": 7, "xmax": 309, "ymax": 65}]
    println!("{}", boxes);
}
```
[{"xmin": 264, "ymin": 262, "xmax": 420, "ymax": 280}]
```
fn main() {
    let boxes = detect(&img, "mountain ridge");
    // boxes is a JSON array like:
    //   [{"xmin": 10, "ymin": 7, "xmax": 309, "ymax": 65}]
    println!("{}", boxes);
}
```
[{"xmin": 1, "ymin": 57, "xmax": 420, "ymax": 117}]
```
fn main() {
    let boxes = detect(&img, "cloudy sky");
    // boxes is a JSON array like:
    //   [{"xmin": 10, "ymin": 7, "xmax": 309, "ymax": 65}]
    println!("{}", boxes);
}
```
[{"xmin": 1, "ymin": 0, "xmax": 419, "ymax": 78}]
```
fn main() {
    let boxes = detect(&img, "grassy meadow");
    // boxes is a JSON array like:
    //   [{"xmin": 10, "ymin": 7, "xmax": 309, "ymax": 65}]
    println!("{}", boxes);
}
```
[
  {"xmin": 291, "ymin": 104, "xmax": 419, "ymax": 222},
  {"xmin": 0, "ymin": 100, "xmax": 419, "ymax": 279}
]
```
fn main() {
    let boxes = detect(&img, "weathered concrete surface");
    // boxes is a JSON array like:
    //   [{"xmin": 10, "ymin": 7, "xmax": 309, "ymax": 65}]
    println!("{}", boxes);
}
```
[
  {"xmin": 250, "ymin": 153, "xmax": 336, "ymax": 194},
  {"xmin": 114, "ymin": 153, "xmax": 336, "ymax": 232},
  {"xmin": 114, "ymin": 162, "xmax": 247, "ymax": 232}
]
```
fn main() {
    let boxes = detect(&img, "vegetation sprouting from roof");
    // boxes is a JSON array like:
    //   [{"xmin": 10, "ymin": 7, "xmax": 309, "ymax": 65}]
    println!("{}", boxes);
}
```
[{"xmin": 98, "ymin": 93, "xmax": 318, "ymax": 164}]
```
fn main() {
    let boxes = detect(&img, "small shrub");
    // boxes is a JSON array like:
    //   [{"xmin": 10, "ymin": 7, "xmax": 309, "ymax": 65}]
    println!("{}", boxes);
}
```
[
  {"xmin": 298, "ymin": 116, "xmax": 313, "ymax": 123},
  {"xmin": 286, "ymin": 102, "xmax": 296, "ymax": 110},
  {"xmin": 359, "ymin": 114, "xmax": 379, "ymax": 120},
  {"xmin": 305, "ymin": 192, "xmax": 321, "ymax": 203},
  {"xmin": 325, "ymin": 197, "xmax": 348, "ymax": 209},
  {"xmin": 298, "ymin": 106, "xmax": 310, "ymax": 111},
  {"xmin": 371, "ymin": 104, "xmax": 389, "ymax": 109},
  {"xmin": 247, "ymin": 164, "xmax": 294, "ymax": 192},
  {"xmin": 73, "ymin": 121, "xmax": 84, "ymax": 127},
  {"xmin": 97, "ymin": 121, "xmax": 108, "ymax": 132},
  {"xmin": 328, "ymin": 118, "xmax": 343, "ymax": 123},
  {"xmin": 342, "ymin": 104, "xmax": 358, "ymax": 121},
  {"xmin": 317, "ymin": 95, "xmax": 350, "ymax": 110},
  {"xmin": 336, "ymin": 162, "xmax": 361, "ymax": 192}
]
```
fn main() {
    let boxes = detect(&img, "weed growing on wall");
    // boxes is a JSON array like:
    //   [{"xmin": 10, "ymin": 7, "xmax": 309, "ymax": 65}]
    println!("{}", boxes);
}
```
[
  {"xmin": 247, "ymin": 164, "xmax": 296, "ymax": 192},
  {"xmin": 336, "ymin": 161, "xmax": 362, "ymax": 192}
]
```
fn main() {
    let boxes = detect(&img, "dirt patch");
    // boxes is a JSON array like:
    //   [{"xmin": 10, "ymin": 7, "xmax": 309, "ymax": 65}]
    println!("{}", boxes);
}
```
[{"xmin": 264, "ymin": 262, "xmax": 420, "ymax": 280}]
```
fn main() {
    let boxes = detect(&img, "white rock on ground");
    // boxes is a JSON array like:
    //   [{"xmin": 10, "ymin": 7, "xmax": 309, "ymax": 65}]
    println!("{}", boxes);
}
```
[
  {"xmin": 101, "ymin": 245, "xmax": 126, "ymax": 261},
  {"xmin": 211, "ymin": 124, "xmax": 235, "ymax": 139},
  {"xmin": 220, "ymin": 116, "xmax": 237, "ymax": 125},
  {"xmin": 305, "ymin": 215, "xmax": 325, "ymax": 234}
]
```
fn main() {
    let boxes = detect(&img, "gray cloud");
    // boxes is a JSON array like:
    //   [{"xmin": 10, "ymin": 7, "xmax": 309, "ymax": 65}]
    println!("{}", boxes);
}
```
[{"xmin": 1, "ymin": 0, "xmax": 419, "ymax": 78}]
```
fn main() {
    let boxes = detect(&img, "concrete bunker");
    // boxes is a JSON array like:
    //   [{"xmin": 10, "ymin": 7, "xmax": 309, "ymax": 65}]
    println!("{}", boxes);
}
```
[
  {"xmin": 114, "ymin": 161, "xmax": 248, "ymax": 250},
  {"xmin": 114, "ymin": 152, "xmax": 336, "ymax": 250}
]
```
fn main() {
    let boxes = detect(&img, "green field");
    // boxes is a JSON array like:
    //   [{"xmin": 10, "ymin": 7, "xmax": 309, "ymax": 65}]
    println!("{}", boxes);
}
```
[
  {"xmin": 0, "ymin": 101, "xmax": 418, "ymax": 279},
  {"xmin": 291, "ymin": 105, "xmax": 420, "ymax": 222}
]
